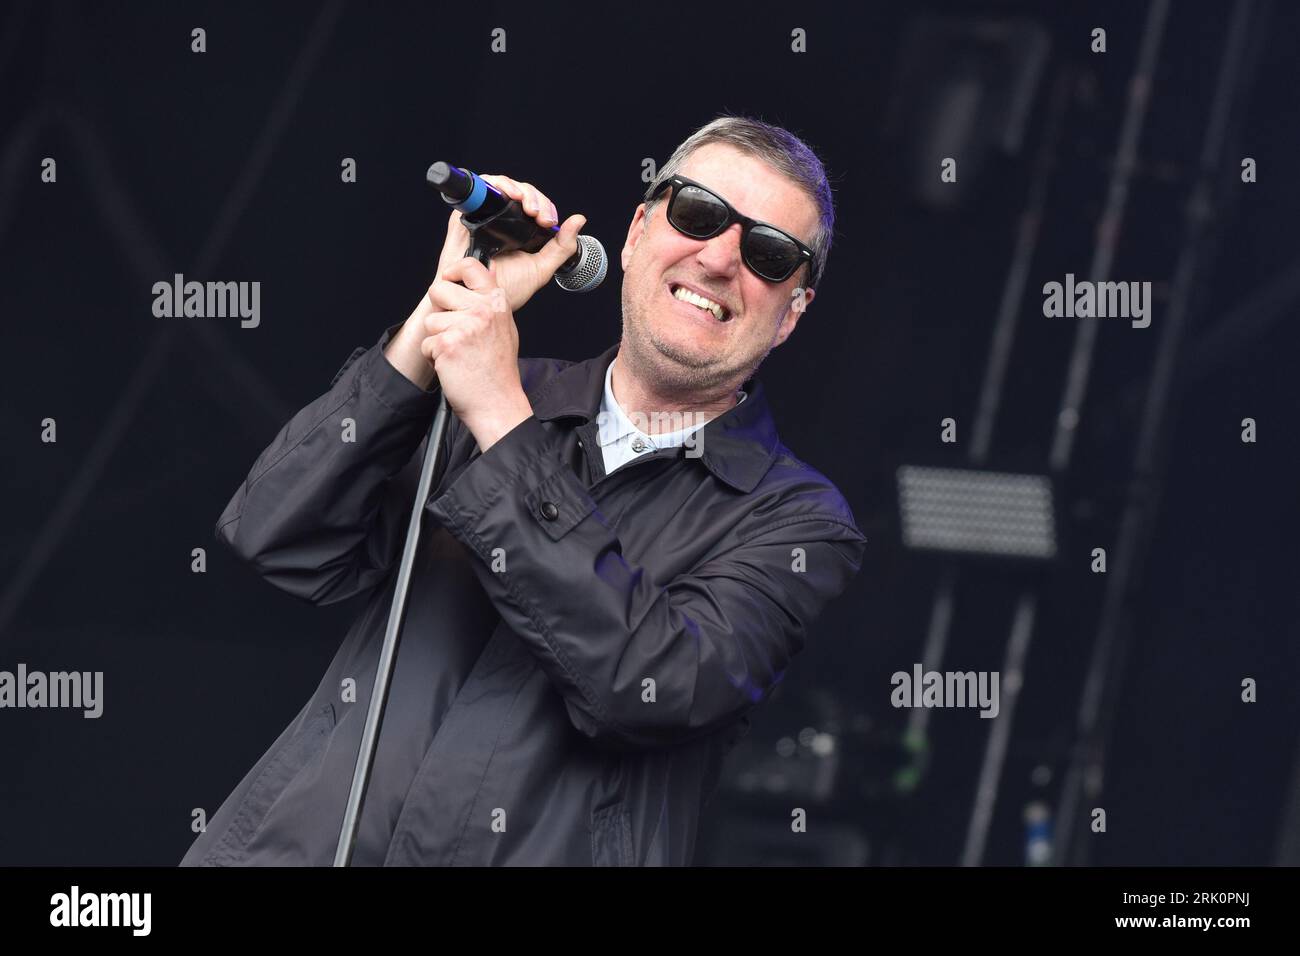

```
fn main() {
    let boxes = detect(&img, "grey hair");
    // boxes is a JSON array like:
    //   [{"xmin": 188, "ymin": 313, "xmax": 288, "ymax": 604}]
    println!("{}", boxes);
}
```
[{"xmin": 642, "ymin": 115, "xmax": 834, "ymax": 290}]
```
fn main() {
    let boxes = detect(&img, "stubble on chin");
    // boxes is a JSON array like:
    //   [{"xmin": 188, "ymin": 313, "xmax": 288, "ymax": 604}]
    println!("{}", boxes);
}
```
[
  {"xmin": 622, "ymin": 310, "xmax": 730, "ymax": 394},
  {"xmin": 620, "ymin": 276, "xmax": 770, "ymax": 397}
]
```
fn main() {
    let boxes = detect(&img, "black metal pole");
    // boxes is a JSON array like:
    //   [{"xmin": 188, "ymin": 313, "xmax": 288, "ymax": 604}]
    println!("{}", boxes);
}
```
[
  {"xmin": 333, "ymin": 232, "xmax": 489, "ymax": 867},
  {"xmin": 333, "ymin": 392, "xmax": 452, "ymax": 867}
]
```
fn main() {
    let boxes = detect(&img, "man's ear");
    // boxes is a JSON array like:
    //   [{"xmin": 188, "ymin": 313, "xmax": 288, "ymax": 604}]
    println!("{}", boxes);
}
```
[
  {"xmin": 621, "ymin": 203, "xmax": 648, "ymax": 271},
  {"xmin": 773, "ymin": 286, "xmax": 814, "ymax": 348}
]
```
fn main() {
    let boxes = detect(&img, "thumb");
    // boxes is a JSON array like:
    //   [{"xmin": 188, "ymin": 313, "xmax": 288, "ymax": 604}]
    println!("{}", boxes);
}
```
[
  {"xmin": 438, "ymin": 210, "xmax": 470, "ymax": 270},
  {"xmin": 538, "ymin": 213, "xmax": 587, "ymax": 273}
]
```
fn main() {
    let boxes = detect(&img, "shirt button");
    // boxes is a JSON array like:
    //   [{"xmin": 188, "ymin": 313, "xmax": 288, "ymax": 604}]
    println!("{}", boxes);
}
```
[
  {"xmin": 539, "ymin": 501, "xmax": 559, "ymax": 521},
  {"xmin": 630, "ymin": 437, "xmax": 649, "ymax": 453}
]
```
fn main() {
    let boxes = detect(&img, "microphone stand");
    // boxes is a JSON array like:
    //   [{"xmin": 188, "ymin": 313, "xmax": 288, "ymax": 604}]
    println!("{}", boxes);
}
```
[{"xmin": 332, "ymin": 212, "xmax": 519, "ymax": 867}]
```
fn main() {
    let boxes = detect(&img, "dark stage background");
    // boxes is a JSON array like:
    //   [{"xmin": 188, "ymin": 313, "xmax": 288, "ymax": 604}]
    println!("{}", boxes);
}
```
[{"xmin": 1, "ymin": 0, "xmax": 1297, "ymax": 866}]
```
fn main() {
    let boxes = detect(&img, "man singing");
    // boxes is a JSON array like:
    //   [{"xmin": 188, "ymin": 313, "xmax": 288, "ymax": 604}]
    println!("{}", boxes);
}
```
[{"xmin": 181, "ymin": 115, "xmax": 866, "ymax": 867}]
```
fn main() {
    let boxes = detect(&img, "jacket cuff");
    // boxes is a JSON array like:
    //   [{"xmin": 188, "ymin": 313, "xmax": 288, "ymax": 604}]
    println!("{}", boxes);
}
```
[
  {"xmin": 427, "ymin": 416, "xmax": 591, "ymax": 542},
  {"xmin": 354, "ymin": 320, "xmax": 442, "ymax": 419}
]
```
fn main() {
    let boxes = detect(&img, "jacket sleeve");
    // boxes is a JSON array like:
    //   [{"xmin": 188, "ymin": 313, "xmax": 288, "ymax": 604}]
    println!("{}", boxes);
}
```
[
  {"xmin": 426, "ymin": 415, "xmax": 867, "ymax": 751},
  {"xmin": 214, "ymin": 321, "xmax": 464, "ymax": 606}
]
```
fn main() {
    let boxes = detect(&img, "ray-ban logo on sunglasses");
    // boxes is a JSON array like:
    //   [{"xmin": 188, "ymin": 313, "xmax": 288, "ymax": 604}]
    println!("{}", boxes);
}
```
[{"xmin": 650, "ymin": 175, "xmax": 815, "ymax": 285}]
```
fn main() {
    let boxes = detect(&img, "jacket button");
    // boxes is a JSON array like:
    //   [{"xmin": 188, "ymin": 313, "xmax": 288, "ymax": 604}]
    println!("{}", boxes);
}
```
[{"xmin": 539, "ymin": 501, "xmax": 559, "ymax": 521}]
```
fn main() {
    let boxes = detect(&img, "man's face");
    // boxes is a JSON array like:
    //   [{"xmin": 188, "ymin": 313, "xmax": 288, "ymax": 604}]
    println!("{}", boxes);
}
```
[{"xmin": 618, "ymin": 143, "xmax": 818, "ymax": 396}]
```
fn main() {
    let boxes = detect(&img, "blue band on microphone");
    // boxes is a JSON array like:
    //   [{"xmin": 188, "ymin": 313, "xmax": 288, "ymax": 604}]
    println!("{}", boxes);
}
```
[{"xmin": 455, "ymin": 171, "xmax": 488, "ymax": 214}]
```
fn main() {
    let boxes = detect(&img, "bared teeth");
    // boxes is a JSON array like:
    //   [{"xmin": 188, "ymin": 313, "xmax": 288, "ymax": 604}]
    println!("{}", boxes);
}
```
[{"xmin": 672, "ymin": 285, "xmax": 727, "ymax": 321}]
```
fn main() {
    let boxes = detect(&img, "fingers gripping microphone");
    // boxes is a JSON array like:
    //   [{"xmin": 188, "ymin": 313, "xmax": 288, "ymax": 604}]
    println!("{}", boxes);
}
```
[{"xmin": 426, "ymin": 162, "xmax": 607, "ymax": 292}]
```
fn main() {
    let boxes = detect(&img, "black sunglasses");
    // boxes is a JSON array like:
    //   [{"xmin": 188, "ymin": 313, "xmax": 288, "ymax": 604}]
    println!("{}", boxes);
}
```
[{"xmin": 647, "ymin": 175, "xmax": 816, "ymax": 286}]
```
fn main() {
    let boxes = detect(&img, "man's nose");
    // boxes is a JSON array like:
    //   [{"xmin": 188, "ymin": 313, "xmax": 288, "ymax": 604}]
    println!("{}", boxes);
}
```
[{"xmin": 695, "ymin": 222, "xmax": 743, "ymax": 278}]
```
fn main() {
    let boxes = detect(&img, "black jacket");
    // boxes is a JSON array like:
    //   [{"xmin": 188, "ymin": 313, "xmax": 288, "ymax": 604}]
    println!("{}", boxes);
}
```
[{"xmin": 180, "ymin": 320, "xmax": 866, "ymax": 866}]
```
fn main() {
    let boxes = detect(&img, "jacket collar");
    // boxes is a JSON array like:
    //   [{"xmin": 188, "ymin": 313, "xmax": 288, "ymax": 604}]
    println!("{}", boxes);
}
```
[{"xmin": 530, "ymin": 342, "xmax": 780, "ymax": 493}]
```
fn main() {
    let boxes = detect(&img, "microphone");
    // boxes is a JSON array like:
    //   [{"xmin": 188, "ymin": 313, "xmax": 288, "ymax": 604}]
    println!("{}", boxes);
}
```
[{"xmin": 426, "ymin": 162, "xmax": 607, "ymax": 293}]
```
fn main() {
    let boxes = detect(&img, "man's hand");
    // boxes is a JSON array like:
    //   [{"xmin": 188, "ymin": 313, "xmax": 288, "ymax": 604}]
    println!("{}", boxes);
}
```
[
  {"xmin": 439, "ymin": 174, "xmax": 587, "ymax": 313},
  {"xmin": 417, "ymin": 256, "xmax": 534, "ymax": 452},
  {"xmin": 382, "ymin": 174, "xmax": 586, "ymax": 448}
]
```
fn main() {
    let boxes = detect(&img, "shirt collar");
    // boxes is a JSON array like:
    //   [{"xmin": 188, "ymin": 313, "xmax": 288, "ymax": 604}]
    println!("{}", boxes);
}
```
[
  {"xmin": 595, "ymin": 356, "xmax": 747, "ymax": 450},
  {"xmin": 530, "ymin": 342, "xmax": 779, "ymax": 494},
  {"xmin": 596, "ymin": 357, "xmax": 644, "ymax": 447}
]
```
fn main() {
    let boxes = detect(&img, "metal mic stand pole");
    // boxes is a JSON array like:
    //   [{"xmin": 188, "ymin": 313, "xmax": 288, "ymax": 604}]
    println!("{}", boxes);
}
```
[{"xmin": 333, "ymin": 233, "xmax": 499, "ymax": 867}]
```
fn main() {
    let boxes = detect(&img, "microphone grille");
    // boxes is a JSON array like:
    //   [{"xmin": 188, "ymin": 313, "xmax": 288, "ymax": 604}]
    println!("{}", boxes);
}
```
[{"xmin": 554, "ymin": 235, "xmax": 608, "ymax": 293}]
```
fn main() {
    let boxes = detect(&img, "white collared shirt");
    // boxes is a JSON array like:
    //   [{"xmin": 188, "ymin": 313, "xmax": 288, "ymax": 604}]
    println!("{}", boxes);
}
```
[{"xmin": 594, "ymin": 356, "xmax": 747, "ymax": 476}]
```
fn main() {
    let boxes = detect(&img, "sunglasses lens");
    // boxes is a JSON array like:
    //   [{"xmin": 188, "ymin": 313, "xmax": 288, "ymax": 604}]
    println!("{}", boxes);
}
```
[
  {"xmin": 746, "ymin": 225, "xmax": 804, "ymax": 281},
  {"xmin": 665, "ymin": 181, "xmax": 808, "ymax": 283},
  {"xmin": 669, "ymin": 185, "xmax": 729, "ymax": 238}
]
